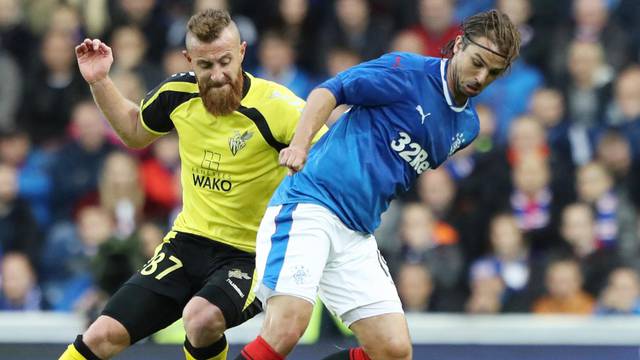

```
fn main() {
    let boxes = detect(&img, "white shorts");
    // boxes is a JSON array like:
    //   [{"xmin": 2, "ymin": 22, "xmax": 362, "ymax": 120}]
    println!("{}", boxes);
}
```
[{"xmin": 255, "ymin": 203, "xmax": 403, "ymax": 327}]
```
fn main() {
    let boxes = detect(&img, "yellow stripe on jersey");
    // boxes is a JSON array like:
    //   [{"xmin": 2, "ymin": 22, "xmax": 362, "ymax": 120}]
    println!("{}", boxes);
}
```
[
  {"xmin": 141, "ymin": 72, "xmax": 326, "ymax": 253},
  {"xmin": 243, "ymin": 268, "xmax": 258, "ymax": 311},
  {"xmin": 58, "ymin": 344, "xmax": 87, "ymax": 360}
]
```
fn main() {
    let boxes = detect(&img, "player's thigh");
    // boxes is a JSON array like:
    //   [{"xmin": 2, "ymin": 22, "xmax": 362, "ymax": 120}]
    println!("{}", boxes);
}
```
[
  {"xmin": 101, "ymin": 284, "xmax": 183, "ymax": 344},
  {"xmin": 255, "ymin": 204, "xmax": 332, "ymax": 306},
  {"xmin": 319, "ymin": 232, "xmax": 403, "ymax": 327},
  {"xmin": 195, "ymin": 245, "xmax": 262, "ymax": 329},
  {"xmin": 103, "ymin": 232, "xmax": 193, "ymax": 343},
  {"xmin": 349, "ymin": 313, "xmax": 412, "ymax": 360}
]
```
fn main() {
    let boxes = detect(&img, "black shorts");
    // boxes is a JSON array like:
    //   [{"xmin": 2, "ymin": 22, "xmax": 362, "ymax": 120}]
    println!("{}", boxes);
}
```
[{"xmin": 101, "ymin": 231, "xmax": 262, "ymax": 343}]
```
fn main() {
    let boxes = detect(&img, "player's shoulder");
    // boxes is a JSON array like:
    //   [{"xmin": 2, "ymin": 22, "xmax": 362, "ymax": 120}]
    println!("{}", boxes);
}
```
[
  {"xmin": 379, "ymin": 51, "xmax": 433, "ymax": 70},
  {"xmin": 156, "ymin": 72, "xmax": 198, "ymax": 89},
  {"xmin": 242, "ymin": 73, "xmax": 305, "ymax": 113},
  {"xmin": 142, "ymin": 71, "xmax": 199, "ymax": 106}
]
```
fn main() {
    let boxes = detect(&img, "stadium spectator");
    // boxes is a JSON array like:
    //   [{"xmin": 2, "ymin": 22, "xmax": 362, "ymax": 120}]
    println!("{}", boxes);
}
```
[
  {"xmin": 595, "ymin": 267, "xmax": 640, "ymax": 315},
  {"xmin": 528, "ymin": 87, "xmax": 586, "ymax": 167},
  {"xmin": 96, "ymin": 152, "xmax": 144, "ymax": 239},
  {"xmin": 0, "ymin": 129, "xmax": 53, "ymax": 228},
  {"xmin": 466, "ymin": 274, "xmax": 505, "ymax": 314},
  {"xmin": 137, "ymin": 220, "xmax": 165, "ymax": 259},
  {"xmin": 20, "ymin": 30, "xmax": 89, "ymax": 147},
  {"xmin": 0, "ymin": 49, "xmax": 20, "ymax": 131},
  {"xmin": 0, "ymin": 0, "xmax": 34, "ymax": 68},
  {"xmin": 109, "ymin": 0, "xmax": 168, "ymax": 65},
  {"xmin": 110, "ymin": 71, "xmax": 146, "ymax": 104},
  {"xmin": 396, "ymin": 262, "xmax": 435, "ymax": 312},
  {"xmin": 389, "ymin": 30, "xmax": 425, "ymax": 54},
  {"xmin": 39, "ymin": 205, "xmax": 114, "ymax": 312},
  {"xmin": 414, "ymin": 167, "xmax": 480, "ymax": 263},
  {"xmin": 320, "ymin": 0, "xmax": 392, "ymax": 63},
  {"xmin": 140, "ymin": 134, "xmax": 180, "ymax": 220},
  {"xmin": 533, "ymin": 259, "xmax": 595, "ymax": 314},
  {"xmin": 254, "ymin": 29, "xmax": 317, "ymax": 98},
  {"xmin": 270, "ymin": 0, "xmax": 321, "ymax": 73},
  {"xmin": 507, "ymin": 153, "xmax": 564, "ymax": 251},
  {"xmin": 608, "ymin": 66, "xmax": 640, "ymax": 160},
  {"xmin": 470, "ymin": 214, "xmax": 542, "ymax": 312},
  {"xmin": 549, "ymin": 0, "xmax": 632, "ymax": 80},
  {"xmin": 0, "ymin": 252, "xmax": 45, "ymax": 310},
  {"xmin": 595, "ymin": 131, "xmax": 634, "ymax": 195},
  {"xmin": 161, "ymin": 47, "xmax": 191, "ymax": 77},
  {"xmin": 388, "ymin": 202, "xmax": 464, "ymax": 311},
  {"xmin": 109, "ymin": 25, "xmax": 163, "ymax": 90},
  {"xmin": 48, "ymin": 4, "xmax": 84, "ymax": 42},
  {"xmin": 405, "ymin": 0, "xmax": 459, "ymax": 57},
  {"xmin": 494, "ymin": 116, "xmax": 575, "ymax": 213},
  {"xmin": 558, "ymin": 40, "xmax": 613, "ymax": 130},
  {"xmin": 0, "ymin": 162, "xmax": 40, "ymax": 264},
  {"xmin": 576, "ymin": 161, "xmax": 636, "ymax": 248},
  {"xmin": 554, "ymin": 202, "xmax": 621, "ymax": 296},
  {"xmin": 50, "ymin": 101, "xmax": 115, "ymax": 221}
]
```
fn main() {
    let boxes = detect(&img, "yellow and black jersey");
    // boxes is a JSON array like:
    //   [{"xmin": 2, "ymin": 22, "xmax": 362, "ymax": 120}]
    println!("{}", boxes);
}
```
[{"xmin": 139, "ymin": 72, "xmax": 325, "ymax": 253}]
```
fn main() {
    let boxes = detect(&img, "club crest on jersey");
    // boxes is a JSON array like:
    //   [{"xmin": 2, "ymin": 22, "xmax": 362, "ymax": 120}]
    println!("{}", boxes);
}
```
[
  {"xmin": 228, "ymin": 130, "xmax": 253, "ymax": 156},
  {"xmin": 292, "ymin": 265, "xmax": 310, "ymax": 285},
  {"xmin": 448, "ymin": 133, "xmax": 465, "ymax": 156}
]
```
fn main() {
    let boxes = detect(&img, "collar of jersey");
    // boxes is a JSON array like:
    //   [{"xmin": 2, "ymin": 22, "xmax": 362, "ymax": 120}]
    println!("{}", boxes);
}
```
[
  {"xmin": 440, "ymin": 59, "xmax": 468, "ymax": 113},
  {"xmin": 241, "ymin": 71, "xmax": 251, "ymax": 99}
]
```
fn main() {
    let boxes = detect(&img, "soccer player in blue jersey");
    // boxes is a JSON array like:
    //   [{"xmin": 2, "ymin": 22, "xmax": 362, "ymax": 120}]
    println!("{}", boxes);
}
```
[{"xmin": 235, "ymin": 10, "xmax": 521, "ymax": 360}]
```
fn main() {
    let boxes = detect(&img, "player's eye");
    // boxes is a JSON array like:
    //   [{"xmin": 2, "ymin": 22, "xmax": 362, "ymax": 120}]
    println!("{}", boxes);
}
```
[
  {"xmin": 472, "ymin": 60, "xmax": 482, "ymax": 68},
  {"xmin": 199, "ymin": 62, "xmax": 212, "ymax": 69}
]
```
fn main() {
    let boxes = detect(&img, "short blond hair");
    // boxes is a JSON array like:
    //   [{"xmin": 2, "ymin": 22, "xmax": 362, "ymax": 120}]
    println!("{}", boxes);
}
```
[{"xmin": 186, "ymin": 8, "xmax": 232, "ymax": 43}]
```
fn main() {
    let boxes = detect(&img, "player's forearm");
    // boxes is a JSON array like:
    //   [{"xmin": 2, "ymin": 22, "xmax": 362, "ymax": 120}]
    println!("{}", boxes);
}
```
[
  {"xmin": 89, "ymin": 77, "xmax": 144, "ymax": 147},
  {"xmin": 290, "ymin": 88, "xmax": 336, "ymax": 150}
]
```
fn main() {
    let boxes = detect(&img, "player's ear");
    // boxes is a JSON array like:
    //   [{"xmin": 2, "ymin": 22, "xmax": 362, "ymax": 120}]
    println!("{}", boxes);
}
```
[
  {"xmin": 239, "ymin": 41, "xmax": 247, "ymax": 61},
  {"xmin": 452, "ymin": 35, "xmax": 464, "ymax": 55},
  {"xmin": 182, "ymin": 50, "xmax": 192, "ymax": 63}
]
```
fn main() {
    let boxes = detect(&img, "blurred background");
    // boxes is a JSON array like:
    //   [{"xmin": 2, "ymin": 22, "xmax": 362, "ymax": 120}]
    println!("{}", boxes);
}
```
[{"xmin": 1, "ymin": 0, "xmax": 640, "ymax": 358}]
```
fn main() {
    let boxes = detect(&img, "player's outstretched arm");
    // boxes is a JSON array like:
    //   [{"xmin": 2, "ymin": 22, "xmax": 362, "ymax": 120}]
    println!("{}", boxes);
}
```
[
  {"xmin": 280, "ymin": 88, "xmax": 336, "ymax": 174},
  {"xmin": 75, "ymin": 38, "xmax": 160, "ymax": 149}
]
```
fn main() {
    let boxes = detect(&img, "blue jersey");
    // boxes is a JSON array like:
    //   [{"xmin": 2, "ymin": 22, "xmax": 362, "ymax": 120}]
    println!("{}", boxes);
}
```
[{"xmin": 270, "ymin": 52, "xmax": 479, "ymax": 234}]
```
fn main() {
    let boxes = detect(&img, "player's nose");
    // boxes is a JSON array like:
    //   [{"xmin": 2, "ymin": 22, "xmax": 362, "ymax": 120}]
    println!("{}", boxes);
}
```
[
  {"xmin": 209, "ymin": 68, "xmax": 226, "ymax": 83},
  {"xmin": 476, "ymin": 68, "xmax": 489, "ymax": 84}
]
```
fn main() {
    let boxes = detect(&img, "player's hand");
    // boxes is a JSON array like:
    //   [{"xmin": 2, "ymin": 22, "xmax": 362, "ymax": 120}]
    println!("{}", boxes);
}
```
[
  {"xmin": 279, "ymin": 145, "xmax": 308, "ymax": 175},
  {"xmin": 75, "ymin": 38, "xmax": 113, "ymax": 85}
]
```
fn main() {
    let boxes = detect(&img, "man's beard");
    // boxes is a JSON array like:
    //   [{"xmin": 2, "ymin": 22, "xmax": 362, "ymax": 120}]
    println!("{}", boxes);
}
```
[{"xmin": 198, "ymin": 68, "xmax": 244, "ymax": 116}]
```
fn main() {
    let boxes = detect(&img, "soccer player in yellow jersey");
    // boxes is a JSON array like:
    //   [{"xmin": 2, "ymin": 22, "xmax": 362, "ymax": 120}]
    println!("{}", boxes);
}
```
[{"xmin": 59, "ymin": 9, "xmax": 324, "ymax": 360}]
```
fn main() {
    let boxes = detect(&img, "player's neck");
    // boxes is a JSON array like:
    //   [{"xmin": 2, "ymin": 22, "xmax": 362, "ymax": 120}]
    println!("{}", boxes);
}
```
[{"xmin": 446, "ymin": 59, "xmax": 468, "ymax": 107}]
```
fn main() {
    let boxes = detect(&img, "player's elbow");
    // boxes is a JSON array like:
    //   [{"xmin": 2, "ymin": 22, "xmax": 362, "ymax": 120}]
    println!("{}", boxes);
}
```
[{"xmin": 120, "ymin": 136, "xmax": 150, "ymax": 149}]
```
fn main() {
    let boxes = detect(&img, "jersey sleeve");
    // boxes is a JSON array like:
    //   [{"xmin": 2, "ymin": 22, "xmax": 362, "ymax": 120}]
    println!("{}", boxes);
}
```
[
  {"xmin": 318, "ymin": 52, "xmax": 414, "ymax": 107},
  {"xmin": 139, "ymin": 73, "xmax": 199, "ymax": 135}
]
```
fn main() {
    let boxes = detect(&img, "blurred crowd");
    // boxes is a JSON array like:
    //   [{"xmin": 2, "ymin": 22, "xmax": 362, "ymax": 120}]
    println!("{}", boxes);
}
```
[{"xmin": 1, "ymin": 0, "xmax": 640, "ymax": 324}]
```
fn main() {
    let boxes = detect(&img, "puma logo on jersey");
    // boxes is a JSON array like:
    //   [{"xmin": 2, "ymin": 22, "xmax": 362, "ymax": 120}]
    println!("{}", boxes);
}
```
[
  {"xmin": 228, "ymin": 268, "xmax": 251, "ymax": 280},
  {"xmin": 416, "ymin": 105, "xmax": 431, "ymax": 124},
  {"xmin": 229, "ymin": 130, "xmax": 253, "ymax": 156}
]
